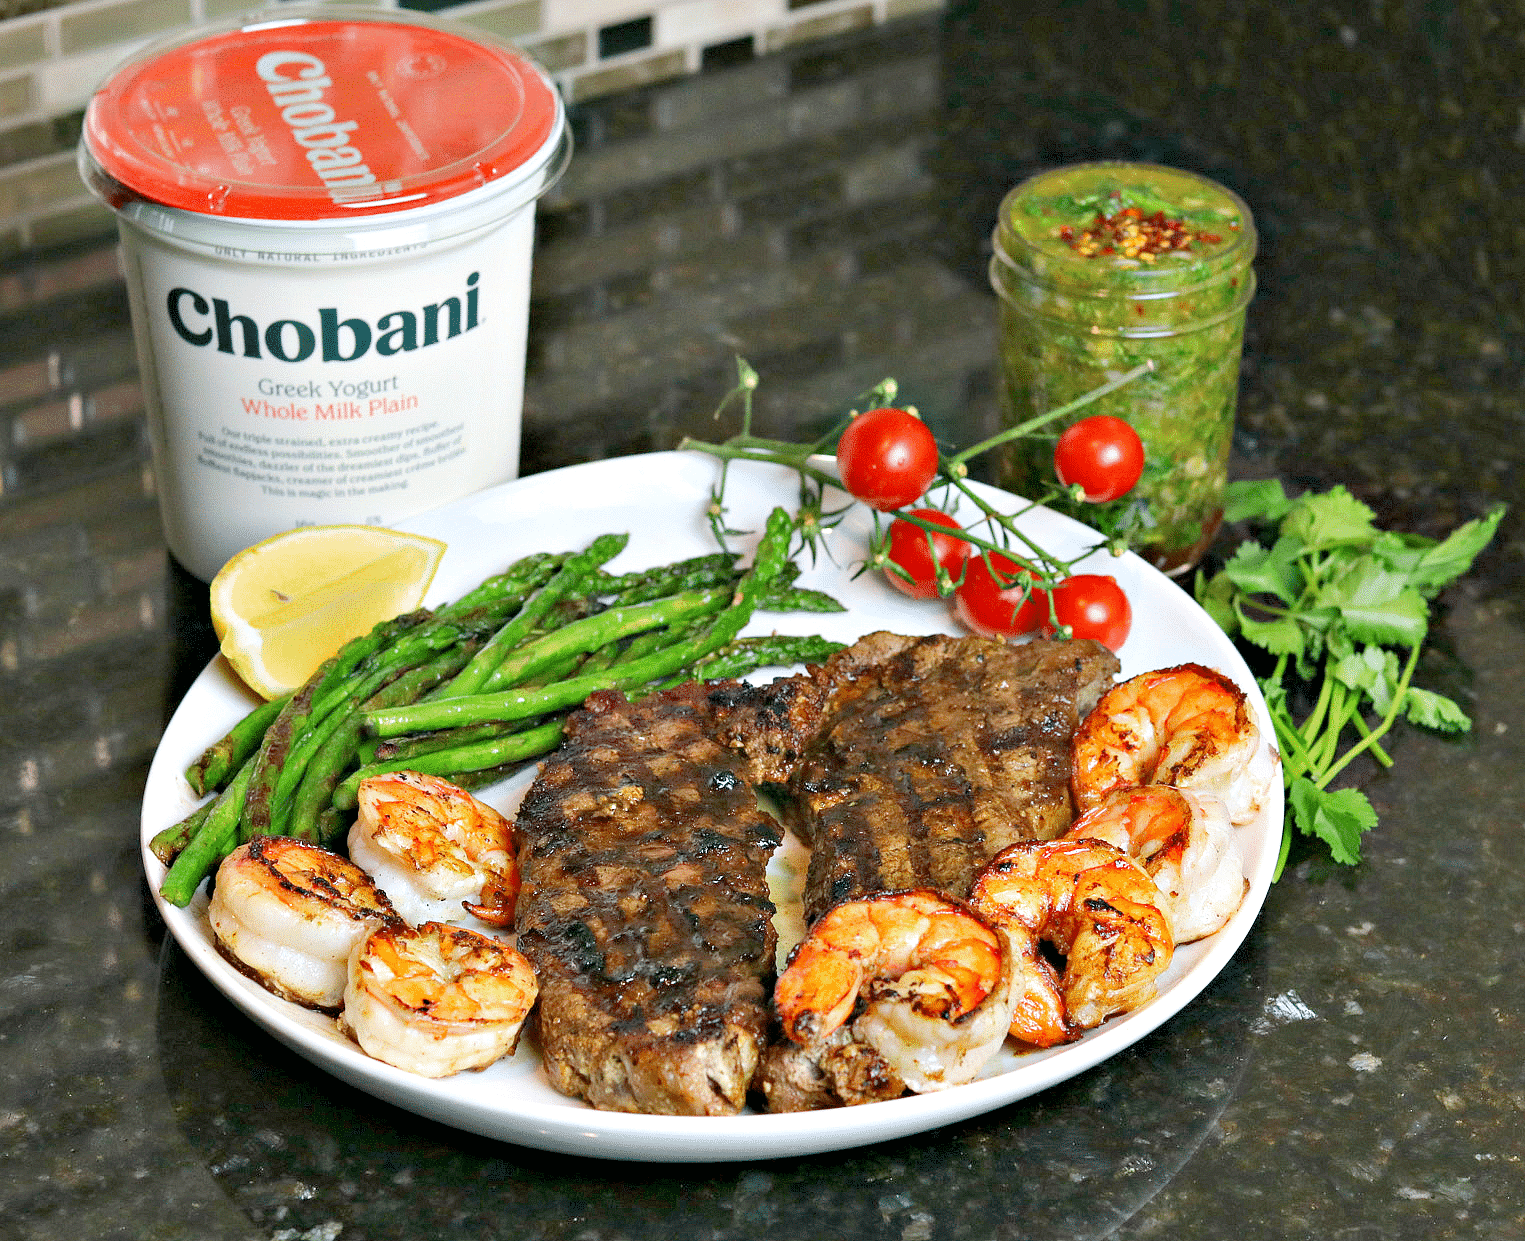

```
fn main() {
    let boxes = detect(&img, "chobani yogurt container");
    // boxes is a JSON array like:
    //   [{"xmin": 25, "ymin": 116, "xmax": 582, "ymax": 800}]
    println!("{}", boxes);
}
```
[{"xmin": 79, "ymin": 6, "xmax": 571, "ymax": 580}]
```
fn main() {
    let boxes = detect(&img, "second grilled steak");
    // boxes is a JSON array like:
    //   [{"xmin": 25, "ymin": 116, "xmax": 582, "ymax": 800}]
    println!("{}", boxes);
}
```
[
  {"xmin": 511, "ymin": 682, "xmax": 782, "ymax": 1116},
  {"xmin": 784, "ymin": 631, "xmax": 1120, "ymax": 921}
]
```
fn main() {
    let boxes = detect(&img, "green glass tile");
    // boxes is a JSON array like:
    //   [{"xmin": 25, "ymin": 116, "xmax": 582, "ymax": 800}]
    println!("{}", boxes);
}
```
[
  {"xmin": 0, "ymin": 22, "xmax": 46, "ymax": 74},
  {"xmin": 0, "ymin": 157, "xmax": 84, "ymax": 217},
  {"xmin": 0, "ymin": 74, "xmax": 32, "ymax": 121},
  {"xmin": 61, "ymin": 0, "xmax": 192, "ymax": 55},
  {"xmin": 26, "ymin": 201, "xmax": 115, "ymax": 249},
  {"xmin": 765, "ymin": 6, "xmax": 873, "ymax": 53},
  {"xmin": 456, "ymin": 0, "xmax": 543, "ymax": 43},
  {"xmin": 570, "ymin": 49, "xmax": 685, "ymax": 102},
  {"xmin": 598, "ymin": 15, "xmax": 651, "ymax": 59},
  {"xmin": 518, "ymin": 32, "xmax": 587, "ymax": 73}
]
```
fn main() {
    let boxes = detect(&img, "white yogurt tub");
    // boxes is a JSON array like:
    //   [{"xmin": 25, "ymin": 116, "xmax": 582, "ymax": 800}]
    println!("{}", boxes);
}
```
[{"xmin": 79, "ymin": 6, "xmax": 571, "ymax": 580}]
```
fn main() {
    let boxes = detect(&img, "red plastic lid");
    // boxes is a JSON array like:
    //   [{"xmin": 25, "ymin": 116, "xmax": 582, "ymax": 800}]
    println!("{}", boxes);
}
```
[{"xmin": 83, "ymin": 12, "xmax": 561, "ymax": 219}]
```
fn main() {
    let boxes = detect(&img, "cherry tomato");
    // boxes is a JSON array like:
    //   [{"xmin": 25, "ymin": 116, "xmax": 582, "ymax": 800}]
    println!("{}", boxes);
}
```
[
  {"xmin": 884, "ymin": 509, "xmax": 969, "ymax": 598},
  {"xmin": 953, "ymin": 551, "xmax": 1047, "ymax": 639},
  {"xmin": 836, "ymin": 407, "xmax": 940, "ymax": 511},
  {"xmin": 1045, "ymin": 574, "xmax": 1132, "ymax": 650},
  {"xmin": 1053, "ymin": 415, "xmax": 1145, "ymax": 503}
]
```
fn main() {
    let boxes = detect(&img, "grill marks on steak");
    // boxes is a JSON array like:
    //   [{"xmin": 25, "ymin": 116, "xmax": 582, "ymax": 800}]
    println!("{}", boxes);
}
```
[
  {"xmin": 751, "ymin": 632, "xmax": 1120, "ymax": 1113},
  {"xmin": 782, "ymin": 632, "xmax": 1121, "ymax": 921},
  {"xmin": 512, "ymin": 631, "xmax": 1120, "ymax": 1114},
  {"xmin": 512, "ymin": 683, "xmax": 782, "ymax": 1116}
]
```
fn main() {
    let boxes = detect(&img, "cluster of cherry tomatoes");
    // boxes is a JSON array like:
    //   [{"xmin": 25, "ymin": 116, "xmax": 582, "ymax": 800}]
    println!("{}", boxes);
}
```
[{"xmin": 835, "ymin": 406, "xmax": 1143, "ymax": 651}]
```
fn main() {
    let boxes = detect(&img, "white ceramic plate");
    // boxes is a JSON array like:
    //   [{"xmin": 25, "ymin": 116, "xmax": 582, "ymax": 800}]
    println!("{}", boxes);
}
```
[{"xmin": 141, "ymin": 451, "xmax": 1280, "ymax": 1163}]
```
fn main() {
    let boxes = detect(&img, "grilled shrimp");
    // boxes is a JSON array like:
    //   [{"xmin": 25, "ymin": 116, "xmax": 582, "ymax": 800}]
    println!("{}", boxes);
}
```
[
  {"xmin": 772, "ymin": 889, "xmax": 1018, "ymax": 1096},
  {"xmin": 1067, "ymin": 785, "xmax": 1246, "ymax": 943},
  {"xmin": 207, "ymin": 836, "xmax": 398, "ymax": 1010},
  {"xmin": 967, "ymin": 839, "xmax": 1173, "ymax": 1047},
  {"xmin": 349, "ymin": 770, "xmax": 520, "ymax": 929},
  {"xmin": 342, "ymin": 921, "xmax": 539, "ymax": 1078},
  {"xmin": 1071, "ymin": 663, "xmax": 1278, "ymax": 826}
]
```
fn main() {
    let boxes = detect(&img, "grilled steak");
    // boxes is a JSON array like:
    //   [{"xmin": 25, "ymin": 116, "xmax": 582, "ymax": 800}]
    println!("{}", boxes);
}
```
[
  {"xmin": 511, "ymin": 682, "xmax": 783, "ymax": 1116},
  {"xmin": 779, "ymin": 631, "xmax": 1120, "ymax": 922},
  {"xmin": 751, "ymin": 631, "xmax": 1120, "ymax": 1113},
  {"xmin": 513, "ymin": 631, "xmax": 1118, "ymax": 1115}
]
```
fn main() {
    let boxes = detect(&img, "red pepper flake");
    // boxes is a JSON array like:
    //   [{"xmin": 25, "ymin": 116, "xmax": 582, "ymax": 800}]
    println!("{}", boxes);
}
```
[{"xmin": 1060, "ymin": 205, "xmax": 1228, "ymax": 259}]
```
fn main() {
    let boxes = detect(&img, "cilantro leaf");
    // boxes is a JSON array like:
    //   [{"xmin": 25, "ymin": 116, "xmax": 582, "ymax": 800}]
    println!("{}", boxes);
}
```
[
  {"xmin": 1288, "ymin": 777, "xmax": 1377, "ymax": 865},
  {"xmin": 1237, "ymin": 609, "xmax": 1305, "ymax": 658},
  {"xmin": 1330, "ymin": 644, "xmax": 1390, "ymax": 696},
  {"xmin": 1283, "ymin": 485, "xmax": 1377, "ymax": 547},
  {"xmin": 1194, "ymin": 479, "xmax": 1502, "ymax": 877},
  {"xmin": 1221, "ymin": 535, "xmax": 1303, "ymax": 604},
  {"xmin": 1394, "ymin": 505, "xmax": 1505, "ymax": 597},
  {"xmin": 1318, "ymin": 559, "xmax": 1430, "ymax": 647},
  {"xmin": 1194, "ymin": 568, "xmax": 1241, "ymax": 636},
  {"xmin": 1331, "ymin": 645, "xmax": 1400, "ymax": 714},
  {"xmin": 1224, "ymin": 478, "xmax": 1292, "ymax": 524},
  {"xmin": 1402, "ymin": 687, "xmax": 1472, "ymax": 733}
]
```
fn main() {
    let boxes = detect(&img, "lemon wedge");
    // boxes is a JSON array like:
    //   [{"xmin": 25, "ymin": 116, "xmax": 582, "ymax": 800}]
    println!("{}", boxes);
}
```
[{"xmin": 210, "ymin": 525, "xmax": 447, "ymax": 699}]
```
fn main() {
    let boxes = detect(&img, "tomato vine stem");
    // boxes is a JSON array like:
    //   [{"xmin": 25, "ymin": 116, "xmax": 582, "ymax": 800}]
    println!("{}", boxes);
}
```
[{"xmin": 681, "ymin": 358, "xmax": 1153, "ymax": 642}]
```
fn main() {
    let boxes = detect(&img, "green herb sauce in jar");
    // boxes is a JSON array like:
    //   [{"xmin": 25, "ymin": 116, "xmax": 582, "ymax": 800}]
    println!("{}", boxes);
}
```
[{"xmin": 989, "ymin": 162, "xmax": 1257, "ymax": 574}]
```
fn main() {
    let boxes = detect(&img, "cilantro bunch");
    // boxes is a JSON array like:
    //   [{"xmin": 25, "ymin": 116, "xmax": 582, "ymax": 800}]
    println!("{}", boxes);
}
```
[{"xmin": 1195, "ymin": 481, "xmax": 1504, "ymax": 878}]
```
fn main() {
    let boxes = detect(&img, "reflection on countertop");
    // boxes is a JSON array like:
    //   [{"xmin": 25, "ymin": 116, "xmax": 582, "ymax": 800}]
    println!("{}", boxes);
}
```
[{"xmin": 2, "ymin": 4, "xmax": 1524, "ymax": 1240}]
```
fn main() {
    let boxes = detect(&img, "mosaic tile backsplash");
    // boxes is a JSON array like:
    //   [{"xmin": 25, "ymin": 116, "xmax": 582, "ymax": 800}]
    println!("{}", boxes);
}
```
[{"xmin": 0, "ymin": 0, "xmax": 942, "ymax": 255}]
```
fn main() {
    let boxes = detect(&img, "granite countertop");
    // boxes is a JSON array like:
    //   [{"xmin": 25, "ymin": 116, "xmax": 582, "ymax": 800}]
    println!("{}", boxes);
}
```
[{"xmin": 3, "ymin": 3, "xmax": 1523, "ymax": 1238}]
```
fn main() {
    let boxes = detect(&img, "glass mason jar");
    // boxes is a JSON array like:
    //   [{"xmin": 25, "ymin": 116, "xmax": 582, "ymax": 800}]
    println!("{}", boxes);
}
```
[{"xmin": 989, "ymin": 162, "xmax": 1257, "ymax": 575}]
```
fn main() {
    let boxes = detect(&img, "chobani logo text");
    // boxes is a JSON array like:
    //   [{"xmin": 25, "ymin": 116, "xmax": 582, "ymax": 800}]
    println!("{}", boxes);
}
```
[
  {"xmin": 166, "ymin": 273, "xmax": 481, "ymax": 362},
  {"xmin": 257, "ymin": 50, "xmax": 383, "ymax": 205}
]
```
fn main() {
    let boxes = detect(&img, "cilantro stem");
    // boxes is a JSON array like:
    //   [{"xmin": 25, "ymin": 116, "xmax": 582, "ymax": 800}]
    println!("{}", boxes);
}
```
[
  {"xmin": 1273, "ymin": 808, "xmax": 1294, "ymax": 881},
  {"xmin": 1314, "ymin": 680, "xmax": 1351, "ymax": 771},
  {"xmin": 1268, "ymin": 704, "xmax": 1315, "ymax": 781},
  {"xmin": 1298, "ymin": 669, "xmax": 1335, "ymax": 750},
  {"xmin": 1348, "ymin": 712, "xmax": 1394, "ymax": 768},
  {"xmin": 1316, "ymin": 642, "xmax": 1421, "ymax": 789}
]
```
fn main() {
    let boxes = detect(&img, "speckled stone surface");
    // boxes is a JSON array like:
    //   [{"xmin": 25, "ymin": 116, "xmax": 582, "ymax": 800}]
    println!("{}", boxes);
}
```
[{"xmin": 3, "ymin": 4, "xmax": 1523, "ymax": 1239}]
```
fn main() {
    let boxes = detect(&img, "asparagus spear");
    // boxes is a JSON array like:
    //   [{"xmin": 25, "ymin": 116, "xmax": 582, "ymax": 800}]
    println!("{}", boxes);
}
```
[
  {"xmin": 159, "ymin": 757, "xmax": 258, "ymax": 907},
  {"xmin": 438, "ymin": 550, "xmax": 565, "ymax": 615},
  {"xmin": 364, "ymin": 508, "xmax": 796, "ymax": 738},
  {"xmin": 650, "ymin": 632, "xmax": 846, "ymax": 687},
  {"xmin": 265, "ymin": 595, "xmax": 535, "ymax": 826},
  {"xmin": 600, "ymin": 551, "xmax": 739, "ymax": 604},
  {"xmin": 185, "ymin": 695, "xmax": 287, "ymax": 797},
  {"xmin": 755, "ymin": 583, "xmax": 846, "ymax": 613},
  {"xmin": 238, "ymin": 672, "xmax": 326, "ymax": 842},
  {"xmin": 149, "ymin": 800, "xmax": 213, "ymax": 865},
  {"xmin": 434, "ymin": 533, "xmax": 629, "ymax": 698},
  {"xmin": 180, "ymin": 550, "xmax": 560, "ymax": 795},
  {"xmin": 476, "ymin": 586, "xmax": 731, "ymax": 693},
  {"xmin": 332, "ymin": 719, "xmax": 568, "ymax": 810},
  {"xmin": 283, "ymin": 644, "xmax": 478, "ymax": 843},
  {"xmin": 372, "ymin": 718, "xmax": 545, "ymax": 765},
  {"xmin": 266, "ymin": 612, "xmax": 478, "ymax": 823}
]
